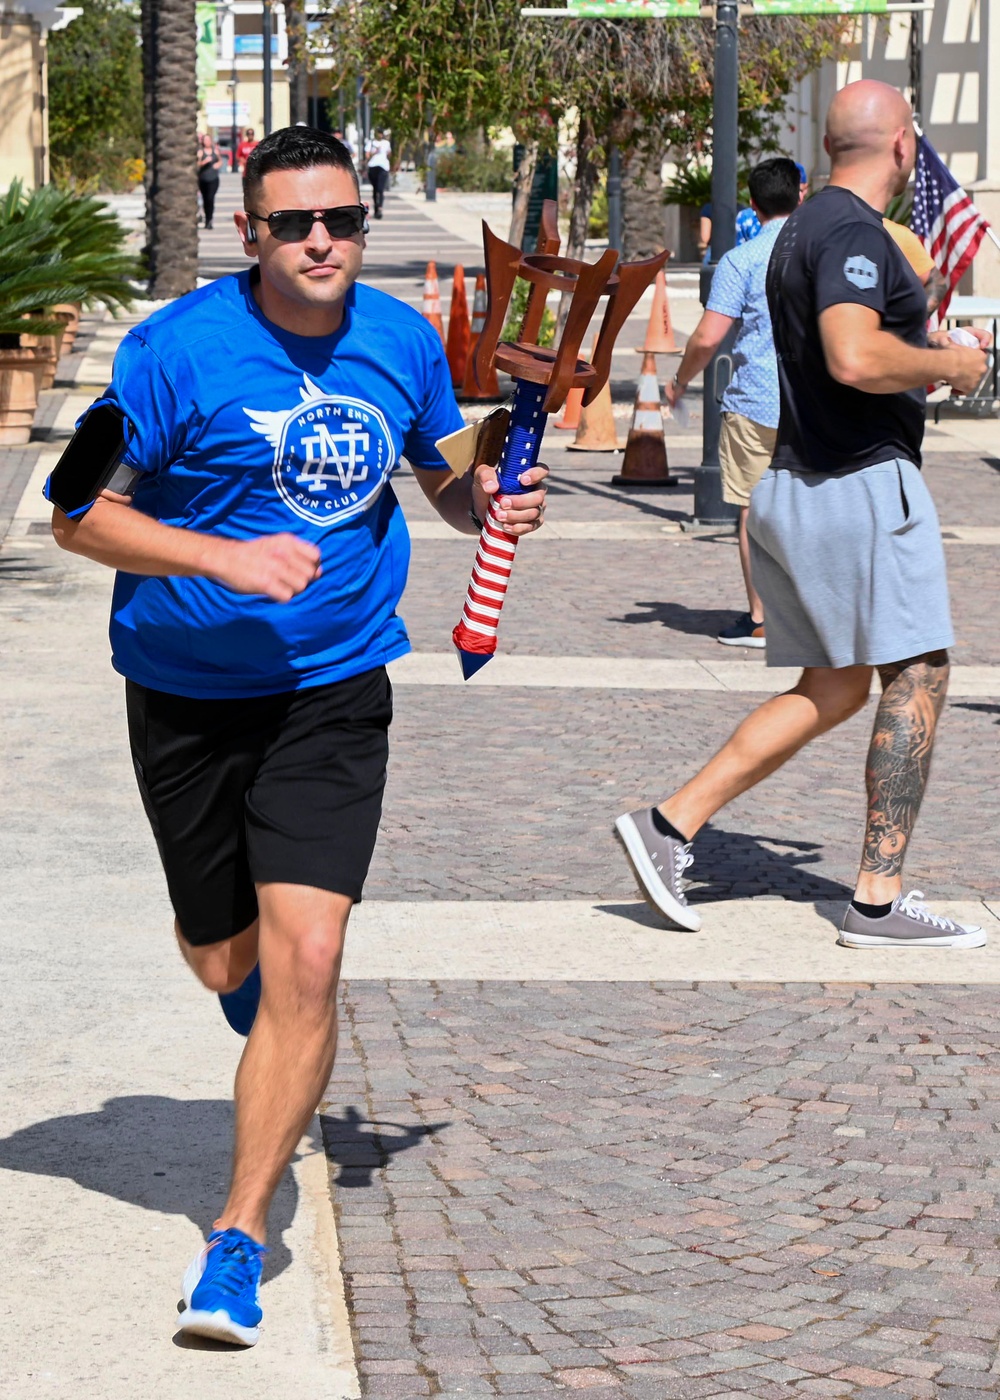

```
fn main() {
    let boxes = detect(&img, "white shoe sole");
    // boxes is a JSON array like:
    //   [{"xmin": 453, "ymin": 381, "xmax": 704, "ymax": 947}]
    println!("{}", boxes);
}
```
[
  {"xmin": 717, "ymin": 633, "xmax": 765, "ymax": 648},
  {"xmin": 838, "ymin": 927, "xmax": 986, "ymax": 949},
  {"xmin": 614, "ymin": 814, "xmax": 701, "ymax": 932},
  {"xmin": 180, "ymin": 1247, "xmax": 260, "ymax": 1346},
  {"xmin": 177, "ymin": 1306, "xmax": 260, "ymax": 1346}
]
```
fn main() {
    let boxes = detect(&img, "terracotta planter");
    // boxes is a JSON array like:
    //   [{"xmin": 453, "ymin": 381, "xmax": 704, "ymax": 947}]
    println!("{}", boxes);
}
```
[
  {"xmin": 21, "ymin": 331, "xmax": 64, "ymax": 391},
  {"xmin": 0, "ymin": 346, "xmax": 41, "ymax": 445},
  {"xmin": 51, "ymin": 302, "xmax": 81, "ymax": 354}
]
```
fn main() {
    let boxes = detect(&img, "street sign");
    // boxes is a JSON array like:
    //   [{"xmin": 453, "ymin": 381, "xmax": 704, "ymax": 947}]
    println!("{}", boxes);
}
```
[{"xmin": 206, "ymin": 99, "xmax": 251, "ymax": 127}]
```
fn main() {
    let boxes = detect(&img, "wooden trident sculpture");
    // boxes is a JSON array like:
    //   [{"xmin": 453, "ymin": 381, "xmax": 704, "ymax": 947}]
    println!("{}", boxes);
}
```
[{"xmin": 452, "ymin": 202, "xmax": 669, "ymax": 678}]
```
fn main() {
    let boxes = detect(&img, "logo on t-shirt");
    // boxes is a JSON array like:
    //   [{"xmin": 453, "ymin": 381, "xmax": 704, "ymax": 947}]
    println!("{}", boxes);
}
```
[
  {"xmin": 244, "ymin": 374, "xmax": 396, "ymax": 527},
  {"xmin": 843, "ymin": 254, "xmax": 879, "ymax": 291}
]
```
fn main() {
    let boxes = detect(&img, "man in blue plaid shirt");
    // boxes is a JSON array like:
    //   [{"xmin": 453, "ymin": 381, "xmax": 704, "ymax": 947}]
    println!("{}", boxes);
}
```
[{"xmin": 666, "ymin": 157, "xmax": 801, "ymax": 647}]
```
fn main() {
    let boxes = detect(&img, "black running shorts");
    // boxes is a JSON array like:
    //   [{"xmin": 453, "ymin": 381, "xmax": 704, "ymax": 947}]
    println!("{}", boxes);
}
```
[{"xmin": 126, "ymin": 667, "xmax": 392, "ymax": 946}]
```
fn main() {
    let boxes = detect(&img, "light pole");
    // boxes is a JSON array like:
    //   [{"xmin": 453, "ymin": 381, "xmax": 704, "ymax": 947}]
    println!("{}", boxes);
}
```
[
  {"xmin": 230, "ymin": 81, "xmax": 238, "ymax": 170},
  {"xmin": 425, "ymin": 106, "xmax": 437, "ymax": 202},
  {"xmin": 693, "ymin": 0, "xmax": 740, "ymax": 528},
  {"xmin": 606, "ymin": 143, "xmax": 622, "ymax": 258},
  {"xmin": 262, "ymin": 0, "xmax": 273, "ymax": 135}
]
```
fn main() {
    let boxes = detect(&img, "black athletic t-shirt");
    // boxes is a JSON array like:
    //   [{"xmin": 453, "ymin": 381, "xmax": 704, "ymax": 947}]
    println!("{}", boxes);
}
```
[{"xmin": 766, "ymin": 185, "xmax": 928, "ymax": 473}]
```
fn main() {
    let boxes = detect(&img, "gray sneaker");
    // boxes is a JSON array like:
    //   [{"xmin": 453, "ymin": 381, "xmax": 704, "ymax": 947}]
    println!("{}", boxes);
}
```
[
  {"xmin": 839, "ymin": 890, "xmax": 986, "ymax": 949},
  {"xmin": 614, "ymin": 807, "xmax": 701, "ymax": 931}
]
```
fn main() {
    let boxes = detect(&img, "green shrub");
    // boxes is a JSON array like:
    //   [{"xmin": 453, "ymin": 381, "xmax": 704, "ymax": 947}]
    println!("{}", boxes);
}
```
[
  {"xmin": 429, "ymin": 148, "xmax": 512, "ymax": 193},
  {"xmin": 48, "ymin": 0, "xmax": 144, "ymax": 192},
  {"xmin": 589, "ymin": 180, "xmax": 608, "ymax": 239},
  {"xmin": 501, "ymin": 276, "xmax": 555, "ymax": 349}
]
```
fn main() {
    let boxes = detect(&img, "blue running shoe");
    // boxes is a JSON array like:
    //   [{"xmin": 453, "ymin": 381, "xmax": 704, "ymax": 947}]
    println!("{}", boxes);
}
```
[
  {"xmin": 179, "ymin": 1227, "xmax": 268, "ymax": 1346},
  {"xmin": 218, "ymin": 963, "xmax": 260, "ymax": 1036}
]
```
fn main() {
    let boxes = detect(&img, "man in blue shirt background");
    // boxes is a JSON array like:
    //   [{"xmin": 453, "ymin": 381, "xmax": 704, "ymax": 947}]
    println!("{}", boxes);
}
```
[
  {"xmin": 51, "ymin": 127, "xmax": 548, "ymax": 1347},
  {"xmin": 736, "ymin": 161, "xmax": 807, "ymax": 245},
  {"xmin": 665, "ymin": 157, "xmax": 801, "ymax": 647}
]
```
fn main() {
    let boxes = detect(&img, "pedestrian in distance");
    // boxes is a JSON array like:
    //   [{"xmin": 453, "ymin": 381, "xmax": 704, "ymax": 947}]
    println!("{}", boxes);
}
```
[
  {"xmin": 196, "ymin": 131, "xmax": 223, "ymax": 228},
  {"xmin": 666, "ymin": 156, "xmax": 802, "ymax": 648},
  {"xmin": 333, "ymin": 127, "xmax": 357, "ymax": 164},
  {"xmin": 235, "ymin": 126, "xmax": 259, "ymax": 174},
  {"xmin": 365, "ymin": 128, "xmax": 391, "ymax": 219},
  {"xmin": 617, "ymin": 80, "xmax": 990, "ymax": 952},
  {"xmin": 736, "ymin": 161, "xmax": 806, "ymax": 245},
  {"xmin": 50, "ymin": 125, "xmax": 548, "ymax": 1348},
  {"xmin": 883, "ymin": 216, "xmax": 948, "ymax": 314}
]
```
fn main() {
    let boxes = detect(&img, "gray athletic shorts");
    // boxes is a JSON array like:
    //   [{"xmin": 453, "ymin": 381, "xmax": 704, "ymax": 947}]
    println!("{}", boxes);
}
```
[{"xmin": 747, "ymin": 458, "xmax": 954, "ymax": 670}]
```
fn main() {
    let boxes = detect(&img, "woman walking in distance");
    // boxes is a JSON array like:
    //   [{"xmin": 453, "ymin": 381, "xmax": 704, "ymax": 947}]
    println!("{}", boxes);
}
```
[
  {"xmin": 196, "ymin": 131, "xmax": 223, "ymax": 229},
  {"xmin": 365, "ymin": 128, "xmax": 391, "ymax": 219}
]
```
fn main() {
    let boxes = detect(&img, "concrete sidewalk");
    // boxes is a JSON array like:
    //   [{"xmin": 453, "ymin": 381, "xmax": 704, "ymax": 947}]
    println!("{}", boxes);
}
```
[{"xmin": 0, "ymin": 526, "xmax": 359, "ymax": 1395}]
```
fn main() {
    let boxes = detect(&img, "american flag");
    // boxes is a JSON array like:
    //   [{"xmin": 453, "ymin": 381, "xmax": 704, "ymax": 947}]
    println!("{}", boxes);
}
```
[{"xmin": 911, "ymin": 133, "xmax": 990, "ymax": 326}]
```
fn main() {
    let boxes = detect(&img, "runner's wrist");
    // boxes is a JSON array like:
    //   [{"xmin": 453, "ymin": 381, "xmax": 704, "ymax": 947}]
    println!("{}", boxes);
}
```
[{"xmin": 199, "ymin": 532, "xmax": 239, "ymax": 582}]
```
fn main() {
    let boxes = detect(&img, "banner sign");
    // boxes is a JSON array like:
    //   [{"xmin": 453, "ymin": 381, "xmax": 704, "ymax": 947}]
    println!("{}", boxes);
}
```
[
  {"xmin": 206, "ymin": 99, "xmax": 252, "ymax": 127},
  {"xmin": 564, "ymin": 0, "xmax": 887, "ymax": 12},
  {"xmin": 195, "ymin": 2, "xmax": 217, "ymax": 88}
]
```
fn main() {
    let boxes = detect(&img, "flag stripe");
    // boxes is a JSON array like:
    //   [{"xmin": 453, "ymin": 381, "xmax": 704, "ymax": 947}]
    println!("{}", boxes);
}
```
[{"xmin": 912, "ymin": 134, "xmax": 990, "ymax": 327}]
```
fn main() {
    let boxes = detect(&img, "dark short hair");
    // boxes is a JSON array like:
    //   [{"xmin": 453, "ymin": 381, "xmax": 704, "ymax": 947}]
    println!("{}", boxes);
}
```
[
  {"xmin": 243, "ymin": 126, "xmax": 359, "ymax": 204},
  {"xmin": 747, "ymin": 157, "xmax": 801, "ymax": 218}
]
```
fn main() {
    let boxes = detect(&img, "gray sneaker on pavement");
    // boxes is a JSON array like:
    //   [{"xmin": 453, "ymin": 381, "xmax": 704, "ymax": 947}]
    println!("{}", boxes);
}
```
[
  {"xmin": 614, "ymin": 807, "xmax": 701, "ymax": 931},
  {"xmin": 839, "ymin": 890, "xmax": 986, "ymax": 949}
]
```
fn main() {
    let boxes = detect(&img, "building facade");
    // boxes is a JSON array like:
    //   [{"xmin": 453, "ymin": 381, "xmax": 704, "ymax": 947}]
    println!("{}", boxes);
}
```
[
  {"xmin": 781, "ymin": 0, "xmax": 1000, "ymax": 293},
  {"xmin": 0, "ymin": 0, "xmax": 79, "ymax": 190}
]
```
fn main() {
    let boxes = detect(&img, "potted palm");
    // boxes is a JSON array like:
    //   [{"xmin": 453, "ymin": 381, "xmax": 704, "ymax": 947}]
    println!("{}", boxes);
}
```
[
  {"xmin": 0, "ymin": 194, "xmax": 85, "ymax": 443},
  {"xmin": 16, "ymin": 183, "xmax": 139, "ymax": 388},
  {"xmin": 0, "ymin": 182, "xmax": 138, "ymax": 435}
]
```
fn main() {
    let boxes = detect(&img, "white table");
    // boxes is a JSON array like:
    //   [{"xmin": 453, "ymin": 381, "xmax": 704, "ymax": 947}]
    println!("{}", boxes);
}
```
[{"xmin": 942, "ymin": 296, "xmax": 1000, "ymax": 402}]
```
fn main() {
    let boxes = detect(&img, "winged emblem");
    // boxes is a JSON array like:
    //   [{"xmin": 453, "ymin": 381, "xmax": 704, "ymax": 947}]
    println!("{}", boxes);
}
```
[{"xmin": 244, "ymin": 374, "xmax": 328, "ymax": 451}]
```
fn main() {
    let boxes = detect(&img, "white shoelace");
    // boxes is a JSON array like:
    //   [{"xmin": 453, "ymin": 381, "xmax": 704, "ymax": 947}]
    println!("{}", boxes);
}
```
[
  {"xmin": 899, "ymin": 890, "xmax": 957, "ymax": 930},
  {"xmin": 673, "ymin": 844, "xmax": 694, "ymax": 891}
]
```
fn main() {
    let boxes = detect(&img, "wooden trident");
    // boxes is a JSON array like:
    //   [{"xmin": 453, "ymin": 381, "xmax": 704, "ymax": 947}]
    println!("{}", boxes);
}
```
[{"xmin": 452, "ymin": 201, "xmax": 669, "ymax": 678}]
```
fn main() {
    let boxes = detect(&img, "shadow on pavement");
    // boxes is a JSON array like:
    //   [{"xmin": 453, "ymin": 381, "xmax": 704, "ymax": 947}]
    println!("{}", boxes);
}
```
[
  {"xmin": 953, "ymin": 701, "xmax": 1000, "ymax": 723},
  {"xmin": 321, "ymin": 1104, "xmax": 450, "ymax": 1188},
  {"xmin": 611, "ymin": 598, "xmax": 744, "ymax": 636},
  {"xmin": 605, "ymin": 822, "xmax": 851, "ymax": 912},
  {"xmin": 0, "ymin": 1095, "xmax": 302, "ymax": 1283}
]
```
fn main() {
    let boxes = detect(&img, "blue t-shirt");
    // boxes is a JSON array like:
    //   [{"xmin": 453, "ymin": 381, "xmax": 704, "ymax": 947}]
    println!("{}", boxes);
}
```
[
  {"xmin": 97, "ymin": 270, "xmax": 463, "ymax": 698},
  {"xmin": 706, "ymin": 216, "xmax": 787, "ymax": 429},
  {"xmin": 735, "ymin": 207, "xmax": 761, "ymax": 244}
]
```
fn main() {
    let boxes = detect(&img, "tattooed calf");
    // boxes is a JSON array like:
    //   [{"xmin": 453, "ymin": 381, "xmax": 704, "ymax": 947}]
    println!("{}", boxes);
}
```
[{"xmin": 860, "ymin": 652, "xmax": 949, "ymax": 878}]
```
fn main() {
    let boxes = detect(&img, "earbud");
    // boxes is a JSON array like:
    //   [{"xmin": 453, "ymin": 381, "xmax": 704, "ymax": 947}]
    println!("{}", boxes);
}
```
[
  {"xmin": 362, "ymin": 217, "xmax": 370, "ymax": 234},
  {"xmin": 246, "ymin": 221, "xmax": 257, "ymax": 244}
]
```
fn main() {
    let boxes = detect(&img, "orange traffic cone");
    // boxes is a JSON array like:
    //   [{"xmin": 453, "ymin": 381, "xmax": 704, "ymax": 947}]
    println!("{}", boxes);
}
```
[
  {"xmin": 636, "ymin": 269, "xmax": 678, "ymax": 354},
  {"xmin": 445, "ymin": 265, "xmax": 471, "ymax": 388},
  {"xmin": 422, "ymin": 260, "xmax": 445, "ymax": 344},
  {"xmin": 554, "ymin": 385, "xmax": 583, "ymax": 432},
  {"xmin": 613, "ymin": 352, "xmax": 674, "ymax": 486},
  {"xmin": 460, "ymin": 273, "xmax": 500, "ymax": 400},
  {"xmin": 566, "ymin": 378, "xmax": 621, "ymax": 453},
  {"xmin": 556, "ymin": 333, "xmax": 597, "ymax": 431}
]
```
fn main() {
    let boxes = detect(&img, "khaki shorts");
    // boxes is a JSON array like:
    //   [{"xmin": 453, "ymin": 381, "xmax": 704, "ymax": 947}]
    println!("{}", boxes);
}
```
[{"xmin": 719, "ymin": 413, "xmax": 777, "ymax": 506}]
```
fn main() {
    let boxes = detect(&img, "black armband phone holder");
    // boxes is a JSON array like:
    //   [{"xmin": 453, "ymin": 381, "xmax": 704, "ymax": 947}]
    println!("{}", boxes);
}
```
[{"xmin": 43, "ymin": 404, "xmax": 139, "ymax": 518}]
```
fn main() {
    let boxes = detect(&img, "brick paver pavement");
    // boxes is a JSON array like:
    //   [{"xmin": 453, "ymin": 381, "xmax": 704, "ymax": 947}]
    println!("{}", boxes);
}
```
[{"xmin": 326, "ymin": 980, "xmax": 1000, "ymax": 1398}]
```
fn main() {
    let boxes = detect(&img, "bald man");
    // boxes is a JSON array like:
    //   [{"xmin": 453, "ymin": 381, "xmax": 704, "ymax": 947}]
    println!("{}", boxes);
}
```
[{"xmin": 616, "ymin": 81, "xmax": 990, "ymax": 950}]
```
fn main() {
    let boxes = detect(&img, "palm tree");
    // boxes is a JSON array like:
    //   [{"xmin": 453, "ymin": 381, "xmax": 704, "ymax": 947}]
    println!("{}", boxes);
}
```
[{"xmin": 141, "ymin": 0, "xmax": 199, "ymax": 298}]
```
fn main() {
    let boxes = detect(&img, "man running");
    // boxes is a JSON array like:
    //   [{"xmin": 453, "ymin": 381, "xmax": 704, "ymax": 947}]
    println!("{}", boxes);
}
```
[
  {"xmin": 51, "ymin": 127, "xmax": 547, "ymax": 1346},
  {"xmin": 666, "ymin": 157, "xmax": 801, "ymax": 647},
  {"xmin": 616, "ymin": 81, "xmax": 989, "ymax": 950}
]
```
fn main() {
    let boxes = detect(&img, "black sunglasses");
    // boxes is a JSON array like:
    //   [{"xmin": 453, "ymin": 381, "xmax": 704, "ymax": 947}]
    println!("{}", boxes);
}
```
[{"xmin": 247, "ymin": 205, "xmax": 368, "ymax": 242}]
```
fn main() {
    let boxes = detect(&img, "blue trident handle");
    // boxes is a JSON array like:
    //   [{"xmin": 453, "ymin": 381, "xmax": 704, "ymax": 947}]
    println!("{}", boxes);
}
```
[{"xmin": 495, "ymin": 380, "xmax": 548, "ymax": 497}]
